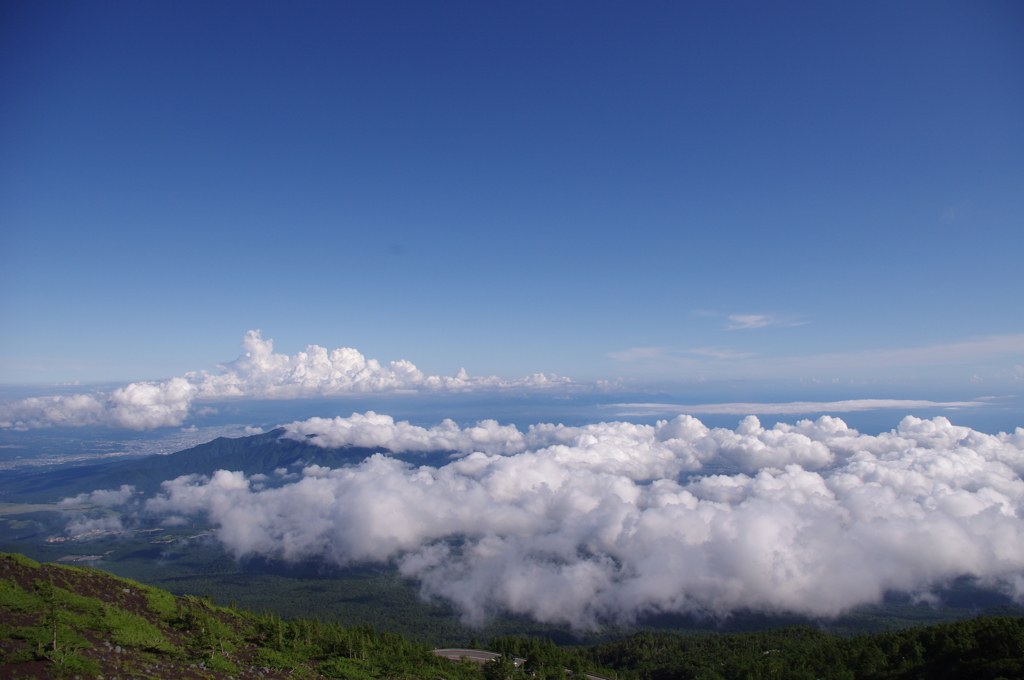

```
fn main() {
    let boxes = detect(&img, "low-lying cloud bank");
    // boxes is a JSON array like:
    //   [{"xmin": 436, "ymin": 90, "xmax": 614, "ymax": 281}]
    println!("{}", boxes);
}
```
[
  {"xmin": 0, "ymin": 331, "xmax": 572, "ymax": 430},
  {"xmin": 124, "ymin": 412, "xmax": 1024, "ymax": 629}
]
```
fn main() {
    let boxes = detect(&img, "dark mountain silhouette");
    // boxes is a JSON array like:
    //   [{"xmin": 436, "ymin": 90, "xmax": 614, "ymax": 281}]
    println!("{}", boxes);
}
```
[{"xmin": 0, "ymin": 429, "xmax": 454, "ymax": 503}]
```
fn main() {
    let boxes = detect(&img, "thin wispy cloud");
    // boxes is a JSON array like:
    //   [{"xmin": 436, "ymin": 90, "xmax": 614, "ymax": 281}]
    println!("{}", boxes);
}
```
[
  {"xmin": 612, "ymin": 398, "xmax": 992, "ymax": 417},
  {"xmin": 607, "ymin": 334, "xmax": 1024, "ymax": 379},
  {"xmin": 796, "ymin": 334, "xmax": 1024, "ymax": 371},
  {"xmin": 725, "ymin": 314, "xmax": 808, "ymax": 330},
  {"xmin": 725, "ymin": 314, "xmax": 773, "ymax": 330},
  {"xmin": 605, "ymin": 347, "xmax": 668, "ymax": 362},
  {"xmin": 685, "ymin": 347, "xmax": 757, "ymax": 360},
  {"xmin": 608, "ymin": 346, "xmax": 755, "ymax": 363}
]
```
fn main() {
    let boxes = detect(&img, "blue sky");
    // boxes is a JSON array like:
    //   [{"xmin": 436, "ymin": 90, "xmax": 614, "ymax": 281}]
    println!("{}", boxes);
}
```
[
  {"xmin": 7, "ymin": 4, "xmax": 1024, "ymax": 629},
  {"xmin": 2, "ymin": 1, "xmax": 1022, "ymax": 397}
]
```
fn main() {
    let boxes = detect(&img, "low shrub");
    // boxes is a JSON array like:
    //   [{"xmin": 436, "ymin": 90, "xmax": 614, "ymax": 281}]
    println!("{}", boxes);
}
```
[
  {"xmin": 51, "ymin": 652, "xmax": 101, "ymax": 677},
  {"xmin": 3, "ymin": 553, "xmax": 41, "ymax": 569},
  {"xmin": 145, "ymin": 586, "xmax": 178, "ymax": 618},
  {"xmin": 207, "ymin": 654, "xmax": 239, "ymax": 674},
  {"xmin": 0, "ymin": 579, "xmax": 44, "ymax": 613},
  {"xmin": 103, "ymin": 606, "xmax": 172, "ymax": 651},
  {"xmin": 253, "ymin": 646, "xmax": 298, "ymax": 669},
  {"xmin": 318, "ymin": 656, "xmax": 378, "ymax": 680}
]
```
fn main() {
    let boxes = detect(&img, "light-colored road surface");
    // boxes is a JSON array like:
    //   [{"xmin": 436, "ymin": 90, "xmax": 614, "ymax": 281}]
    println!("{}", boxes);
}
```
[{"xmin": 433, "ymin": 649, "xmax": 525, "ymax": 665}]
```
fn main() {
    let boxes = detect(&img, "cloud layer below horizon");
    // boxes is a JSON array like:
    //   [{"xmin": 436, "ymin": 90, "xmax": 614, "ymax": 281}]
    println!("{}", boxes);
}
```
[
  {"xmin": 102, "ymin": 411, "xmax": 1024, "ymax": 629},
  {"xmin": 4, "ymin": 330, "xmax": 1020, "ymax": 432},
  {"xmin": 0, "ymin": 331, "xmax": 572, "ymax": 430}
]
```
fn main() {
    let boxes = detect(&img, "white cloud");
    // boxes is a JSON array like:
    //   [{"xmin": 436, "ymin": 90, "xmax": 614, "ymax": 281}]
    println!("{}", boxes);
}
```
[
  {"xmin": 141, "ymin": 412, "xmax": 1024, "ymax": 629},
  {"xmin": 58, "ymin": 484, "xmax": 136, "ymax": 508},
  {"xmin": 6, "ymin": 329, "xmax": 1023, "ymax": 431},
  {"xmin": 281, "ymin": 412, "xmax": 529, "ymax": 456},
  {"xmin": 188, "ymin": 330, "xmax": 571, "ymax": 400},
  {"xmin": 0, "ymin": 330, "xmax": 574, "ymax": 430},
  {"xmin": 0, "ymin": 378, "xmax": 197, "ymax": 430}
]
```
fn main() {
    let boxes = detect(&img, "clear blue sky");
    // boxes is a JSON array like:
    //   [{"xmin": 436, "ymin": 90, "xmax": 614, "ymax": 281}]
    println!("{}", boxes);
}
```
[{"xmin": 2, "ymin": 1, "xmax": 1022, "ymax": 391}]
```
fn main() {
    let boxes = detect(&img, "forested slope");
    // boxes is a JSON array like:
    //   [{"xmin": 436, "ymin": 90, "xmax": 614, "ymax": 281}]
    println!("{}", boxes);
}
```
[{"xmin": 3, "ymin": 550, "xmax": 1024, "ymax": 679}]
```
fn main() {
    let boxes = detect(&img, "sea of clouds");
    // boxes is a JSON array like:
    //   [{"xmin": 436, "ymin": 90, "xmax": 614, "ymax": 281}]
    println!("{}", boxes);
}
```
[
  {"xmin": 68, "ymin": 411, "xmax": 1024, "ymax": 629},
  {"xmin": 0, "ymin": 331, "xmax": 572, "ymax": 430}
]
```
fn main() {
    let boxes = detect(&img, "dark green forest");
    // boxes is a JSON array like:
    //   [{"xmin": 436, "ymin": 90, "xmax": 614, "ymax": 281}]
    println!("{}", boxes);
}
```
[{"xmin": 582, "ymin": 621, "xmax": 1024, "ymax": 680}]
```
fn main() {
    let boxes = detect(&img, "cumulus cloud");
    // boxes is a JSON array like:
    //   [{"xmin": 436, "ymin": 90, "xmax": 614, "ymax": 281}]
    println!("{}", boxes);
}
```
[
  {"xmin": 281, "ymin": 412, "xmax": 528, "ymax": 456},
  {"xmin": 0, "ymin": 330, "xmax": 573, "ymax": 430},
  {"xmin": 141, "ymin": 412, "xmax": 1024, "ymax": 629},
  {"xmin": 0, "ymin": 379, "xmax": 197, "ymax": 430},
  {"xmin": 187, "ymin": 330, "xmax": 571, "ymax": 399},
  {"xmin": 283, "ymin": 411, "xmax": 832, "ymax": 476}
]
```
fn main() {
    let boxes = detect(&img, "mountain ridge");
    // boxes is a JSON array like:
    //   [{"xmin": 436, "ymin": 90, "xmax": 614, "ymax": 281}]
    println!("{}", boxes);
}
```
[{"xmin": 0, "ymin": 429, "xmax": 455, "ymax": 504}]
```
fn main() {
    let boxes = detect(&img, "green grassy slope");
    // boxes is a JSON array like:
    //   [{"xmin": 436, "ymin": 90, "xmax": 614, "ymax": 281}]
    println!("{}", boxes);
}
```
[{"xmin": 0, "ymin": 551, "xmax": 486, "ymax": 680}]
